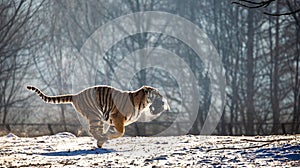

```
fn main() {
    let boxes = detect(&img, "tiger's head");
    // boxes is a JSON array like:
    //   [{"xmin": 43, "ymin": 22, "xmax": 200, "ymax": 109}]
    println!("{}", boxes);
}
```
[{"xmin": 138, "ymin": 86, "xmax": 170, "ymax": 122}]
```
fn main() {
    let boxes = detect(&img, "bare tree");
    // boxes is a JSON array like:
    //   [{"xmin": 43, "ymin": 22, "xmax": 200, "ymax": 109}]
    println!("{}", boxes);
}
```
[
  {"xmin": 232, "ymin": 0, "xmax": 300, "ymax": 16},
  {"xmin": 0, "ymin": 0, "xmax": 44, "ymax": 129},
  {"xmin": 2, "ymin": 0, "xmax": 298, "ymax": 136}
]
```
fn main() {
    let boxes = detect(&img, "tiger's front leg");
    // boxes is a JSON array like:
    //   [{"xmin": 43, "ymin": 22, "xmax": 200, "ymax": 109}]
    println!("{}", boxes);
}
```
[{"xmin": 107, "ymin": 111, "xmax": 125, "ymax": 140}]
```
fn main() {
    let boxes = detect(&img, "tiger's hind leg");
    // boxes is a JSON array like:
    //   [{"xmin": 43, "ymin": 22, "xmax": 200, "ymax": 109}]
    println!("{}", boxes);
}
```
[
  {"xmin": 89, "ymin": 118, "xmax": 108, "ymax": 148},
  {"xmin": 107, "ymin": 111, "xmax": 125, "ymax": 140}
]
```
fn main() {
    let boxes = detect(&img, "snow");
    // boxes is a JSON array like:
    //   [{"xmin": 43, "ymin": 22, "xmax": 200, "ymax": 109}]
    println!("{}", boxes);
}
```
[{"xmin": 0, "ymin": 133, "xmax": 299, "ymax": 167}]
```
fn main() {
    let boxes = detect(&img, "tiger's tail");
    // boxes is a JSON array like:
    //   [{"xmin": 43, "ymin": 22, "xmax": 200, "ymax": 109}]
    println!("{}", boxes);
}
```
[{"xmin": 27, "ymin": 85, "xmax": 73, "ymax": 104}]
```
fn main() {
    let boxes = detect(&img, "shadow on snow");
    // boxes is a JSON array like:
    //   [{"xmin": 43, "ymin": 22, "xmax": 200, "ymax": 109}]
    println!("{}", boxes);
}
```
[
  {"xmin": 40, "ymin": 148, "xmax": 115, "ymax": 156},
  {"xmin": 255, "ymin": 145, "xmax": 300, "ymax": 161}
]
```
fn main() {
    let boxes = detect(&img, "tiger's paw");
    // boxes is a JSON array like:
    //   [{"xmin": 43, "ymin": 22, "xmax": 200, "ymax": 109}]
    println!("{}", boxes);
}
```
[{"xmin": 97, "ymin": 139, "xmax": 107, "ymax": 148}]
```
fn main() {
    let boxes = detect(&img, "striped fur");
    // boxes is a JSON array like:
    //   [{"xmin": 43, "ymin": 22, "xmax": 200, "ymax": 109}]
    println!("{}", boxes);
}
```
[
  {"xmin": 27, "ymin": 85, "xmax": 169, "ymax": 148},
  {"xmin": 27, "ymin": 86, "xmax": 73, "ymax": 104}
]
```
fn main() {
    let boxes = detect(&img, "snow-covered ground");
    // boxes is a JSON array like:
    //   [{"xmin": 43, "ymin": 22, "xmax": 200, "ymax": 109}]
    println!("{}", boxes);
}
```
[{"xmin": 0, "ymin": 133, "xmax": 299, "ymax": 167}]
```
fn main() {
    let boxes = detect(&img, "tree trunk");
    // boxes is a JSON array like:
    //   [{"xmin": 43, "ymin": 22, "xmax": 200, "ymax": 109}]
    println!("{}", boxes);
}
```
[
  {"xmin": 292, "ymin": 11, "xmax": 300, "ymax": 133},
  {"xmin": 271, "ymin": 2, "xmax": 280, "ymax": 134},
  {"xmin": 245, "ymin": 9, "xmax": 255, "ymax": 135}
]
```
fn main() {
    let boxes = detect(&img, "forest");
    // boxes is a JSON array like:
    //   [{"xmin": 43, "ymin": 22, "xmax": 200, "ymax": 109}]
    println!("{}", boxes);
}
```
[{"xmin": 0, "ymin": 0, "xmax": 299, "ymax": 136}]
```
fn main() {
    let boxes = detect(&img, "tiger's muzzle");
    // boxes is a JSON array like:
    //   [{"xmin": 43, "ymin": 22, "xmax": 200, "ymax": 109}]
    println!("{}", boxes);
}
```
[{"xmin": 150, "ymin": 97, "xmax": 170, "ymax": 115}]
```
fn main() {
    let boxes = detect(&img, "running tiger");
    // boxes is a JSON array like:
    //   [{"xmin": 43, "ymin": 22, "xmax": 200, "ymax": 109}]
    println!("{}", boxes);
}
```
[{"xmin": 27, "ymin": 85, "xmax": 170, "ymax": 148}]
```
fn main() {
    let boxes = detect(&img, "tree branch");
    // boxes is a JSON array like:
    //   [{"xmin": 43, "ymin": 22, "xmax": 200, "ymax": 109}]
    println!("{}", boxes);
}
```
[
  {"xmin": 232, "ymin": 0, "xmax": 276, "ymax": 8},
  {"xmin": 232, "ymin": 0, "xmax": 300, "ymax": 16},
  {"xmin": 264, "ymin": 8, "xmax": 300, "ymax": 16}
]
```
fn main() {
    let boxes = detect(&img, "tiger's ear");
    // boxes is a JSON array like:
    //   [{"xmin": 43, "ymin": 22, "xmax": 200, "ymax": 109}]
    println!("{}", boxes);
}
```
[
  {"xmin": 142, "ymin": 86, "xmax": 154, "ymax": 95},
  {"xmin": 142, "ymin": 87, "xmax": 150, "ymax": 94}
]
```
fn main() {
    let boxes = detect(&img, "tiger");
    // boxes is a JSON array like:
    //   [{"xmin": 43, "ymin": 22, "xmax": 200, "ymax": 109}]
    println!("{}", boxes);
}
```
[{"xmin": 27, "ymin": 85, "xmax": 170, "ymax": 148}]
